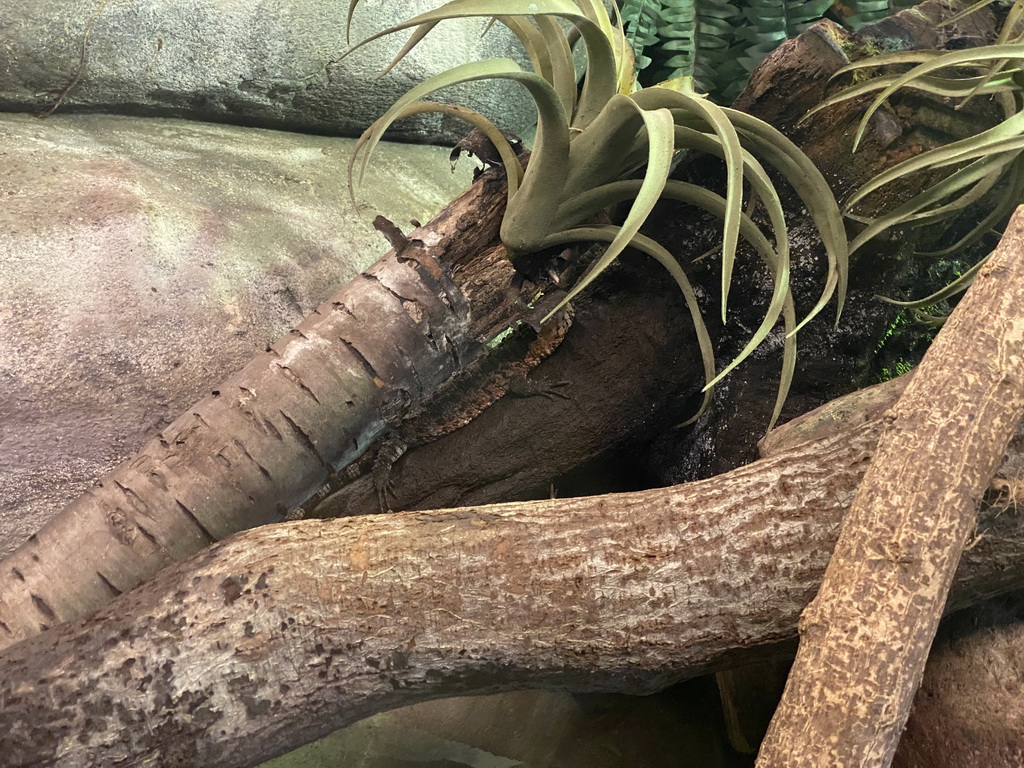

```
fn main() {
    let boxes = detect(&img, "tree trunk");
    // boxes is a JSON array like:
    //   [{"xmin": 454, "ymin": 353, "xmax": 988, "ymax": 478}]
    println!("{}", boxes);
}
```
[
  {"xmin": 4, "ymin": 372, "xmax": 1024, "ymax": 768},
  {"xmin": 756, "ymin": 210, "xmax": 1024, "ymax": 767}
]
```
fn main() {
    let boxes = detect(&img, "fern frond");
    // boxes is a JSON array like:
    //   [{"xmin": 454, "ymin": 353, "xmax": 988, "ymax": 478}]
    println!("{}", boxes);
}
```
[{"xmin": 621, "ymin": 0, "xmax": 663, "ymax": 71}]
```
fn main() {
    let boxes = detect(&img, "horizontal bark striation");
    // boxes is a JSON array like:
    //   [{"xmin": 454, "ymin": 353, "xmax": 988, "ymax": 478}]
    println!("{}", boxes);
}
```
[
  {"xmin": 4, "ymin": 377, "xmax": 1024, "ymax": 768},
  {"xmin": 0, "ymin": 171, "xmax": 521, "ymax": 651}
]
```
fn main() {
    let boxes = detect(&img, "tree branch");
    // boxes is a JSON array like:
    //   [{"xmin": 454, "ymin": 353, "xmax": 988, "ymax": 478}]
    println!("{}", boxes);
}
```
[
  {"xmin": 757, "ymin": 208, "xmax": 1024, "ymax": 767},
  {"xmin": 4, "ymin": 372, "xmax": 1024, "ymax": 768}
]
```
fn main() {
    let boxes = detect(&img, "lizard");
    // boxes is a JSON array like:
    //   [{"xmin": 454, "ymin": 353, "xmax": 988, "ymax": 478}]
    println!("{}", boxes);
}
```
[
  {"xmin": 294, "ymin": 301, "xmax": 574, "ymax": 518},
  {"xmin": 372, "ymin": 300, "xmax": 574, "ymax": 511}
]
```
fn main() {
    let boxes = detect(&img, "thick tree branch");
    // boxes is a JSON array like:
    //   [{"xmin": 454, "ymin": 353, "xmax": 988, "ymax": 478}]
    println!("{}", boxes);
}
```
[
  {"xmin": 4, "ymin": 373, "xmax": 1024, "ymax": 768},
  {"xmin": 757, "ymin": 208, "xmax": 1024, "ymax": 767},
  {"xmin": 0, "ymin": 170, "xmax": 532, "ymax": 651}
]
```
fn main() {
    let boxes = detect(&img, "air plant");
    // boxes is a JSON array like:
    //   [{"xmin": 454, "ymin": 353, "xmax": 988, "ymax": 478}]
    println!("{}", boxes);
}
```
[
  {"xmin": 806, "ymin": 0, "xmax": 1024, "ymax": 313},
  {"xmin": 345, "ymin": 0, "xmax": 849, "ymax": 428}
]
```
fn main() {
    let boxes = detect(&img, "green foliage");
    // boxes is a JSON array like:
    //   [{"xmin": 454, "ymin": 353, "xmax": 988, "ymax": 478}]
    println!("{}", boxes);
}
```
[
  {"xmin": 345, "ymin": 0, "xmax": 849, "ymax": 428},
  {"xmin": 808, "ymin": 0, "xmax": 1024, "ymax": 313},
  {"xmin": 619, "ymin": 0, "xmax": 863, "ymax": 104},
  {"xmin": 835, "ymin": 0, "xmax": 917, "ymax": 30}
]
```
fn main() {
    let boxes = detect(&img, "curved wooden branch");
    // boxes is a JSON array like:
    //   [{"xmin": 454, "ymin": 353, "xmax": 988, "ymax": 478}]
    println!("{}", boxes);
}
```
[
  {"xmin": 757, "ymin": 207, "xmax": 1024, "ymax": 766},
  {"xmin": 4, "ymin": 373, "xmax": 1024, "ymax": 768}
]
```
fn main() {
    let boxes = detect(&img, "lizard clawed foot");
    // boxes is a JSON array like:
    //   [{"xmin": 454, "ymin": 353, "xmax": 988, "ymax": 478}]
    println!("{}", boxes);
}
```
[
  {"xmin": 508, "ymin": 375, "xmax": 571, "ymax": 401},
  {"xmin": 376, "ymin": 476, "xmax": 398, "ymax": 513}
]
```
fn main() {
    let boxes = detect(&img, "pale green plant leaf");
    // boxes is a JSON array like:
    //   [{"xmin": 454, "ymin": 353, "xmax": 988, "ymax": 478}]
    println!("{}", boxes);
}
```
[
  {"xmin": 845, "ymin": 109, "xmax": 1024, "ymax": 209},
  {"xmin": 542, "ymin": 225, "xmax": 717, "ymax": 423},
  {"xmin": 848, "ymin": 153, "xmax": 1017, "ymax": 254},
  {"xmin": 631, "ymin": 83, "xmax": 746, "ymax": 321},
  {"xmin": 542, "ymin": 104, "xmax": 676, "ymax": 316},
  {"xmin": 722, "ymin": 108, "xmax": 848, "ymax": 328},
  {"xmin": 917, "ymin": 160, "xmax": 1024, "ymax": 257},
  {"xmin": 349, "ymin": 101, "xmax": 524, "ymax": 205},
  {"xmin": 876, "ymin": 253, "xmax": 990, "ymax": 308},
  {"xmin": 847, "ymin": 44, "xmax": 1024, "ymax": 151},
  {"xmin": 347, "ymin": 59, "xmax": 537, "ymax": 187}
]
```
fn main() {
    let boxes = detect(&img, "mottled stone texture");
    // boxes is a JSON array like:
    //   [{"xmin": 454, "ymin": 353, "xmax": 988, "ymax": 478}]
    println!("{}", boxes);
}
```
[
  {"xmin": 0, "ymin": 0, "xmax": 537, "ymax": 142},
  {"xmin": 0, "ymin": 112, "xmax": 474, "ymax": 558}
]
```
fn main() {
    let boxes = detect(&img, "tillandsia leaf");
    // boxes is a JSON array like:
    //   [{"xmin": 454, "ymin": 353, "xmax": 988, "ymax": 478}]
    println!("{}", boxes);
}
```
[
  {"xmin": 377, "ymin": 21, "xmax": 442, "ymax": 77},
  {"xmin": 541, "ymin": 225, "xmax": 717, "ymax": 422},
  {"xmin": 532, "ymin": 15, "xmax": 580, "ymax": 113},
  {"xmin": 347, "ymin": 58, "xmax": 545, "ymax": 189},
  {"xmin": 875, "ymin": 253, "xmax": 990, "ymax": 308},
  {"xmin": 917, "ymin": 158, "xmax": 1024, "ymax": 257},
  {"xmin": 955, "ymin": 1, "xmax": 1024, "ymax": 107},
  {"xmin": 848, "ymin": 152, "xmax": 1019, "ymax": 254},
  {"xmin": 627, "ymin": 86, "xmax": 846, "ymax": 333},
  {"xmin": 559, "ymin": 178, "xmax": 779, "ymax": 265},
  {"xmin": 844, "ymin": 109, "xmax": 1024, "ymax": 209},
  {"xmin": 567, "ymin": 7, "xmax": 629, "ymax": 128},
  {"xmin": 609, "ymin": 1, "xmax": 640, "ymax": 94},
  {"xmin": 645, "ymin": 81, "xmax": 848, "ymax": 332},
  {"xmin": 630, "ymin": 83, "xmax": 745, "ymax": 321},
  {"xmin": 874, "ymin": 166, "xmax": 1004, "ymax": 227},
  {"xmin": 720, "ymin": 106, "xmax": 849, "ymax": 327},
  {"xmin": 497, "ymin": 15, "xmax": 554, "ymax": 82},
  {"xmin": 807, "ymin": 71, "xmax": 1020, "ymax": 118},
  {"xmin": 494, "ymin": 15, "xmax": 579, "ymax": 116},
  {"xmin": 620, "ymin": 123, "xmax": 794, "ymax": 346},
  {"xmin": 348, "ymin": 101, "xmax": 525, "ymax": 206},
  {"xmin": 846, "ymin": 44, "xmax": 1024, "ymax": 151},
  {"xmin": 346, "ymin": 0, "xmax": 625, "ymax": 133},
  {"xmin": 548, "ymin": 171, "xmax": 795, "ymax": 428},
  {"xmin": 941, "ymin": 0, "xmax": 1000, "ymax": 28},
  {"xmin": 558, "ymin": 94, "xmax": 650, "ymax": 198},
  {"xmin": 541, "ymin": 104, "xmax": 676, "ymax": 317},
  {"xmin": 822, "ymin": 49, "xmax": 946, "ymax": 79}
]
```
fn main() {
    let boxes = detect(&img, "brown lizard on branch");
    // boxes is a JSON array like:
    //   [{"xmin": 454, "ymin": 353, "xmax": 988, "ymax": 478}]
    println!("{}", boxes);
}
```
[{"xmin": 293, "ymin": 301, "xmax": 574, "ymax": 517}]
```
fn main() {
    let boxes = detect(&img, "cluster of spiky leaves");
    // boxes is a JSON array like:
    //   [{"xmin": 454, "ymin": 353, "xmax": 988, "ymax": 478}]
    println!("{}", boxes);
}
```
[
  {"xmin": 345, "ymin": 0, "xmax": 848, "ymax": 428},
  {"xmin": 808, "ymin": 0, "xmax": 1024, "ymax": 312},
  {"xmin": 619, "ymin": 0, "xmax": 894, "ymax": 104}
]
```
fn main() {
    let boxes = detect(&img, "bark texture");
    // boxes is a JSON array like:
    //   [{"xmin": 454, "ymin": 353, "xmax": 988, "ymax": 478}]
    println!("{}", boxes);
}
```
[
  {"xmin": 757, "ymin": 209, "xmax": 1024, "ymax": 767},
  {"xmin": 894, "ymin": 591, "xmax": 1024, "ymax": 767},
  {"xmin": 4, "ymin": 375, "xmax": 1024, "ymax": 768},
  {"xmin": 0, "ymin": 171, "xmax": 527, "ymax": 651}
]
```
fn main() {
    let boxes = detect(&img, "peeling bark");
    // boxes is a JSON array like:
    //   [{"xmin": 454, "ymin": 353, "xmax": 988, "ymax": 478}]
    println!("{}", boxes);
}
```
[
  {"xmin": 756, "ymin": 209, "xmax": 1024, "ymax": 767},
  {"xmin": 3, "ymin": 373, "xmax": 1024, "ymax": 768},
  {"xmin": 0, "ymin": 170, "xmax": 531, "ymax": 651}
]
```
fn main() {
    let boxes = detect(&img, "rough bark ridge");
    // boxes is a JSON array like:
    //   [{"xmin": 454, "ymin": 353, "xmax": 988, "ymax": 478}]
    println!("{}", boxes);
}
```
[
  {"xmin": 4, "ymin": 373, "xmax": 1024, "ymax": 768},
  {"xmin": 757, "ymin": 209, "xmax": 1024, "ymax": 766},
  {"xmin": 0, "ymin": 171, "xmax": 526, "ymax": 650}
]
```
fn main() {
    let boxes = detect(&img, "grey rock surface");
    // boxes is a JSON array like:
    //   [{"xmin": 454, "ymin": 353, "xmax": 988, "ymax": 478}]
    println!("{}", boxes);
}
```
[
  {"xmin": 0, "ymin": 111, "xmax": 475, "ymax": 558},
  {"xmin": 0, "ymin": 0, "xmax": 537, "ymax": 143}
]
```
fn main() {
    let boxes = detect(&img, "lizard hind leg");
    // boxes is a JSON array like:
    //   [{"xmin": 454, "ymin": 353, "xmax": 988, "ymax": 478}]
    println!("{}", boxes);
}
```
[{"xmin": 372, "ymin": 436, "xmax": 410, "ymax": 513}]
